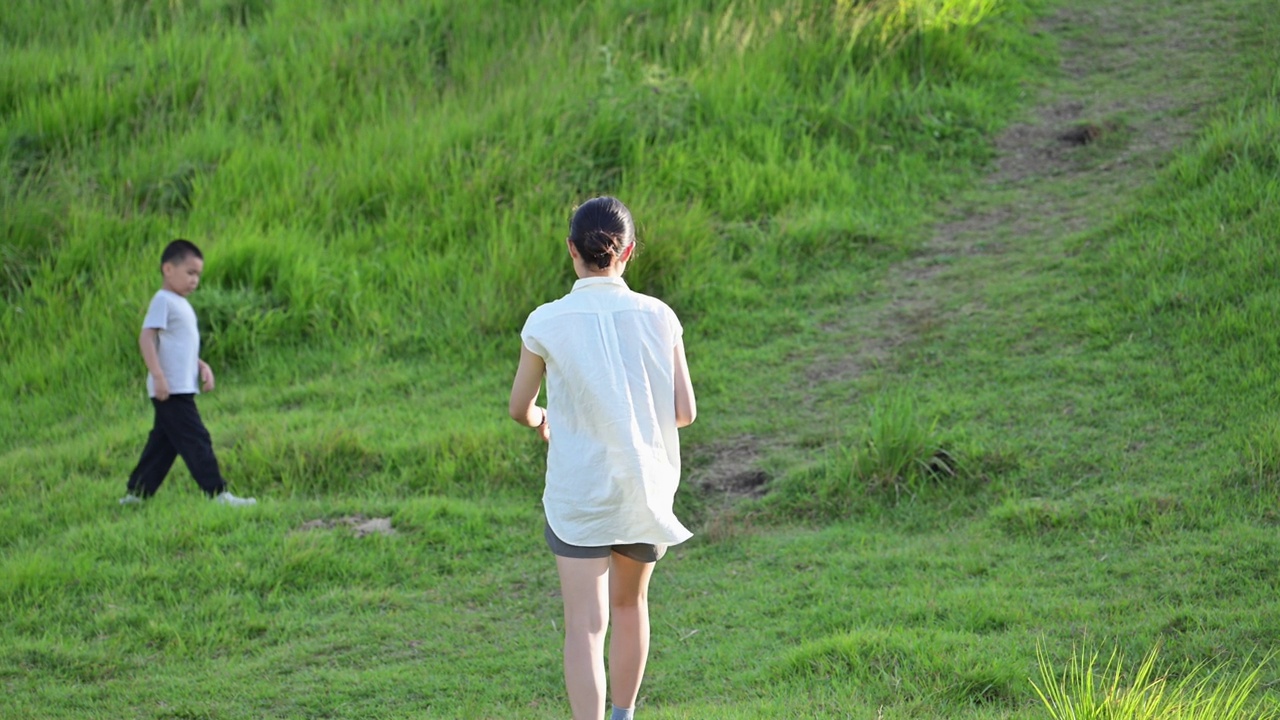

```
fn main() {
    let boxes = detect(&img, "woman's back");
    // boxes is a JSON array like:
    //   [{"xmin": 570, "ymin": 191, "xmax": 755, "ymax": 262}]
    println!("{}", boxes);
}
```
[{"xmin": 522, "ymin": 275, "xmax": 690, "ymax": 547}]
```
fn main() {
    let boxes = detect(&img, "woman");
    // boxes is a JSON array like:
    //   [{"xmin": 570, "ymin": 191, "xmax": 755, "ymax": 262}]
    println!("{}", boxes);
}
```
[{"xmin": 509, "ymin": 196, "xmax": 697, "ymax": 720}]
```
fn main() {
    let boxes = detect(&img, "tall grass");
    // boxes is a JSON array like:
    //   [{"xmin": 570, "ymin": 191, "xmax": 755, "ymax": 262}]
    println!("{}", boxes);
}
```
[
  {"xmin": 762, "ymin": 390, "xmax": 975, "ymax": 520},
  {"xmin": 1033, "ymin": 643, "xmax": 1278, "ymax": 720},
  {"xmin": 0, "ymin": 0, "xmax": 1038, "ymax": 447}
]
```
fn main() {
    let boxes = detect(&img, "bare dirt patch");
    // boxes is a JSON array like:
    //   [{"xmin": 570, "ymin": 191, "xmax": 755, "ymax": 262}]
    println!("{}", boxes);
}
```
[
  {"xmin": 295, "ymin": 515, "xmax": 396, "ymax": 538},
  {"xmin": 687, "ymin": 435, "xmax": 771, "ymax": 499}
]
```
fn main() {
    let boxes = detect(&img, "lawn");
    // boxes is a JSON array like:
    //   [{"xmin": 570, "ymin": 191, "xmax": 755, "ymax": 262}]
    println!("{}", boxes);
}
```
[{"xmin": 3, "ymin": 0, "xmax": 1280, "ymax": 717}]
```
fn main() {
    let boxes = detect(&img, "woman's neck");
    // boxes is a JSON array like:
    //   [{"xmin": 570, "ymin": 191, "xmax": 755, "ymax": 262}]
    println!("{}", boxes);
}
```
[{"xmin": 574, "ymin": 261, "xmax": 627, "ymax": 279}]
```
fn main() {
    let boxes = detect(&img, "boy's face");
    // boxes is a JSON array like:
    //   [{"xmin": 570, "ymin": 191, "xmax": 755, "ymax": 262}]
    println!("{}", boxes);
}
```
[{"xmin": 161, "ymin": 255, "xmax": 204, "ymax": 297}]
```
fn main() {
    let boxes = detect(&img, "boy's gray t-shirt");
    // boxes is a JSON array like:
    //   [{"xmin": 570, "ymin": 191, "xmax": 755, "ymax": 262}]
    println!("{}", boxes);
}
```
[{"xmin": 142, "ymin": 289, "xmax": 200, "ymax": 397}]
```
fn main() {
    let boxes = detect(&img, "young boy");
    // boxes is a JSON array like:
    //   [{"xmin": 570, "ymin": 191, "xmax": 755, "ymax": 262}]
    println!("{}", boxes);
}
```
[{"xmin": 120, "ymin": 239, "xmax": 256, "ymax": 507}]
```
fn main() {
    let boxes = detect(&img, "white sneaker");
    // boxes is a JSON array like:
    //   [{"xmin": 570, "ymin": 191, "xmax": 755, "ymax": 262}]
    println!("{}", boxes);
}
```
[
  {"xmin": 118, "ymin": 494, "xmax": 145, "ymax": 505},
  {"xmin": 214, "ymin": 491, "xmax": 257, "ymax": 506}
]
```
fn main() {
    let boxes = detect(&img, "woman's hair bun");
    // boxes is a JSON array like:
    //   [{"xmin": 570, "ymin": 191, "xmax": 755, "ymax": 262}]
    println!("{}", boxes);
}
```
[
  {"xmin": 569, "ymin": 197, "xmax": 636, "ymax": 270},
  {"xmin": 579, "ymin": 228, "xmax": 623, "ymax": 269}
]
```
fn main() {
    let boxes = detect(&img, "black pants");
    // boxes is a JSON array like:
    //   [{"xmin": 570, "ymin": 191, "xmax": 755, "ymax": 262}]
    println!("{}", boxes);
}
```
[{"xmin": 127, "ymin": 394, "xmax": 226, "ymax": 498}]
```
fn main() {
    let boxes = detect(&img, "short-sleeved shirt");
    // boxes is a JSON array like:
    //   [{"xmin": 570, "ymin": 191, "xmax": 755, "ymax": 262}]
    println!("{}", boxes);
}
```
[
  {"xmin": 142, "ymin": 289, "xmax": 201, "ymax": 398},
  {"xmin": 520, "ymin": 276, "xmax": 693, "ymax": 548}
]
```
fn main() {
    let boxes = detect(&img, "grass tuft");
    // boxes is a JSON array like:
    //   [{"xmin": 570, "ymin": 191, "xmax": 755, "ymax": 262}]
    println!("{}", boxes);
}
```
[
  {"xmin": 856, "ymin": 391, "xmax": 957, "ymax": 493},
  {"xmin": 766, "ymin": 391, "xmax": 971, "ymax": 520},
  {"xmin": 1032, "ymin": 642, "xmax": 1278, "ymax": 720},
  {"xmin": 1239, "ymin": 417, "xmax": 1280, "ymax": 493}
]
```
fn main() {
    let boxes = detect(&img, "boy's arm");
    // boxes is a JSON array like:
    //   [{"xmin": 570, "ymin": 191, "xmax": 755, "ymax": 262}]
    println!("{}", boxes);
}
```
[
  {"xmin": 139, "ymin": 327, "xmax": 170, "ymax": 401},
  {"xmin": 198, "ymin": 359, "xmax": 215, "ymax": 392}
]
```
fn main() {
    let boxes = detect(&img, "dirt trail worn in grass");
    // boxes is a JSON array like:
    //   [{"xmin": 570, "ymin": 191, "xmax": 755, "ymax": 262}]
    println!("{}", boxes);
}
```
[
  {"xmin": 815, "ymin": 0, "xmax": 1244, "ymax": 410},
  {"xmin": 690, "ymin": 0, "xmax": 1249, "ymax": 496}
]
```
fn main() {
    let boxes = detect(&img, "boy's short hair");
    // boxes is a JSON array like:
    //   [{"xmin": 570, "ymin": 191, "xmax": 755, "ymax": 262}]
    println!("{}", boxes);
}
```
[{"xmin": 161, "ymin": 239, "xmax": 203, "ymax": 269}]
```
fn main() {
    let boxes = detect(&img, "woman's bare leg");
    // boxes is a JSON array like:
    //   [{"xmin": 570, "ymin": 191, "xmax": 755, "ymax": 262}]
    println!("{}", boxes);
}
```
[
  {"xmin": 607, "ymin": 553, "xmax": 656, "ymax": 710},
  {"xmin": 556, "ymin": 555, "xmax": 612, "ymax": 720}
]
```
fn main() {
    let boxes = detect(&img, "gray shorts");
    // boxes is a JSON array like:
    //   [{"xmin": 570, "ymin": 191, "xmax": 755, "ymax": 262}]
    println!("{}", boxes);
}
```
[{"xmin": 544, "ymin": 522, "xmax": 667, "ymax": 563}]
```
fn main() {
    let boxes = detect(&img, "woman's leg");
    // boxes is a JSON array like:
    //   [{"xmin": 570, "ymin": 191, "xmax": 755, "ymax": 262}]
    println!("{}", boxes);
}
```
[
  {"xmin": 556, "ymin": 555, "xmax": 612, "ymax": 720},
  {"xmin": 607, "ymin": 552, "xmax": 656, "ymax": 710}
]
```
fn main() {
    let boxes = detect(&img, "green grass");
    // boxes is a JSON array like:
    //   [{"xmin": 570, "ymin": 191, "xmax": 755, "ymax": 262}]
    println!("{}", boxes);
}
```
[
  {"xmin": 1033, "ymin": 643, "xmax": 1278, "ymax": 720},
  {"xmin": 0, "ymin": 0, "xmax": 1036, "ymax": 414},
  {"xmin": 5, "ymin": 0, "xmax": 1280, "ymax": 717}
]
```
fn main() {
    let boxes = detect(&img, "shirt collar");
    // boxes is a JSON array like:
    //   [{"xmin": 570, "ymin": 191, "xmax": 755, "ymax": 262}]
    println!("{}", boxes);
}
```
[{"xmin": 571, "ymin": 276, "xmax": 628, "ymax": 292}]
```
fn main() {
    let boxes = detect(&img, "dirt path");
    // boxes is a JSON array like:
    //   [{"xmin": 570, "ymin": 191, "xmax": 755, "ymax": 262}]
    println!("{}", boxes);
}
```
[
  {"xmin": 836, "ymin": 0, "xmax": 1239, "ymax": 378},
  {"xmin": 690, "ymin": 0, "xmax": 1245, "ymax": 500}
]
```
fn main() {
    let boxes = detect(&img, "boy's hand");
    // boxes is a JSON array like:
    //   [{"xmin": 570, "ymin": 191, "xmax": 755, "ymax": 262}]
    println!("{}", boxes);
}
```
[
  {"xmin": 199, "ymin": 360, "xmax": 215, "ymax": 392},
  {"xmin": 154, "ymin": 376, "xmax": 171, "ymax": 402}
]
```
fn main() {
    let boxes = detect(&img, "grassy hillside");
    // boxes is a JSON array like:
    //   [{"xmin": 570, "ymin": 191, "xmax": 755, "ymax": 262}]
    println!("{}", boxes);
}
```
[
  {"xmin": 2, "ymin": 0, "xmax": 1032, "ymax": 433},
  {"xmin": 0, "ymin": 2, "xmax": 1046, "ymax": 549},
  {"xmin": 4, "ymin": 0, "xmax": 1280, "ymax": 717}
]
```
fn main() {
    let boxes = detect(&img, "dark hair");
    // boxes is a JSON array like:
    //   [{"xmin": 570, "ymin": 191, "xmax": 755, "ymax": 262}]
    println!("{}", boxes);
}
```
[
  {"xmin": 569, "ymin": 196, "xmax": 636, "ymax": 270},
  {"xmin": 160, "ymin": 239, "xmax": 203, "ymax": 269}
]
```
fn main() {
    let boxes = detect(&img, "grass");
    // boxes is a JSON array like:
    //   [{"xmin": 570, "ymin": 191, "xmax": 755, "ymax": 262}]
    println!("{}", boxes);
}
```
[
  {"xmin": 4, "ymin": 0, "xmax": 1280, "ymax": 717},
  {"xmin": 761, "ymin": 390, "xmax": 991, "ymax": 521},
  {"xmin": 1033, "ymin": 643, "xmax": 1278, "ymax": 720},
  {"xmin": 0, "ymin": 0, "xmax": 1037, "ymax": 411}
]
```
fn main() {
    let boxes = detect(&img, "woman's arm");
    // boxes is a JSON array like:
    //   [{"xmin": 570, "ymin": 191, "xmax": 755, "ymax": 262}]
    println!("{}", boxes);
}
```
[
  {"xmin": 673, "ymin": 337, "xmax": 696, "ymax": 428},
  {"xmin": 509, "ymin": 344, "xmax": 550, "ymax": 441}
]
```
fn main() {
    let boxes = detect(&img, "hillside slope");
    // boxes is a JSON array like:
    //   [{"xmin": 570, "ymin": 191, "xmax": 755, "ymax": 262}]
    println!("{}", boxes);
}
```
[{"xmin": 4, "ymin": 0, "xmax": 1280, "ymax": 717}]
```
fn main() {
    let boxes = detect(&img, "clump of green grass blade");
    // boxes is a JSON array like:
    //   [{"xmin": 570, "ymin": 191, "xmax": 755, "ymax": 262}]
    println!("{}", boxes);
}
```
[
  {"xmin": 768, "ymin": 391, "xmax": 965, "ymax": 519},
  {"xmin": 1032, "ymin": 642, "xmax": 1278, "ymax": 720},
  {"xmin": 1239, "ymin": 417, "xmax": 1280, "ymax": 490},
  {"xmin": 852, "ymin": 391, "xmax": 956, "ymax": 495}
]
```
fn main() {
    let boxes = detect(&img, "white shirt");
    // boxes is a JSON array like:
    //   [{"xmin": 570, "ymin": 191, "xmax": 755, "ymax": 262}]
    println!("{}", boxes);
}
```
[
  {"xmin": 521, "ymin": 276, "xmax": 693, "ymax": 547},
  {"xmin": 142, "ymin": 289, "xmax": 201, "ymax": 397}
]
